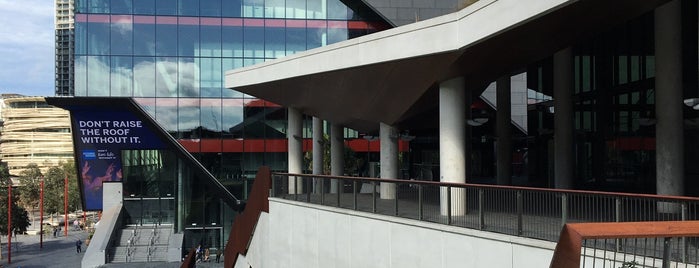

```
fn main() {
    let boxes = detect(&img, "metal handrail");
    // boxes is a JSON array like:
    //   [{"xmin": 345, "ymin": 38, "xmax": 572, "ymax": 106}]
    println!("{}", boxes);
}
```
[{"xmin": 271, "ymin": 172, "xmax": 699, "ymax": 243}]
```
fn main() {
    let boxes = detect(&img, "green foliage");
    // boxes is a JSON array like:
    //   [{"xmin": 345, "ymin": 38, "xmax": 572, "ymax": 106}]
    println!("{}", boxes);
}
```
[
  {"xmin": 0, "ymin": 165, "xmax": 31, "ymax": 235},
  {"xmin": 303, "ymin": 134, "xmax": 358, "ymax": 175},
  {"xmin": 18, "ymin": 163, "xmax": 43, "ymax": 212},
  {"xmin": 43, "ymin": 161, "xmax": 82, "ymax": 214}
]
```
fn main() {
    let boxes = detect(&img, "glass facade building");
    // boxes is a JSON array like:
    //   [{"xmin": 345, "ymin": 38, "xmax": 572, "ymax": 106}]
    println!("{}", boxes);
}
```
[{"xmin": 66, "ymin": 0, "xmax": 390, "ymax": 250}]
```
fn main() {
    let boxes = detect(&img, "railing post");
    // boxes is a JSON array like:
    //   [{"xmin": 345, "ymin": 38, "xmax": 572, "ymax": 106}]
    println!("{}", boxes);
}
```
[
  {"xmin": 320, "ymin": 178, "xmax": 325, "ymax": 205},
  {"xmin": 372, "ymin": 181, "xmax": 377, "ymax": 213},
  {"xmin": 418, "ymin": 184, "xmax": 424, "ymax": 221},
  {"xmin": 615, "ymin": 197, "xmax": 622, "ymax": 252},
  {"xmin": 478, "ymin": 189, "xmax": 484, "ymax": 230},
  {"xmin": 516, "ymin": 191, "xmax": 523, "ymax": 236},
  {"xmin": 306, "ymin": 177, "xmax": 311, "ymax": 202},
  {"xmin": 662, "ymin": 237, "xmax": 671, "ymax": 268},
  {"xmin": 294, "ymin": 175, "xmax": 298, "ymax": 201},
  {"xmin": 394, "ymin": 188, "xmax": 398, "ymax": 216},
  {"xmin": 561, "ymin": 193, "xmax": 568, "ymax": 227},
  {"xmin": 353, "ymin": 180, "xmax": 358, "ymax": 210},
  {"xmin": 681, "ymin": 202, "xmax": 687, "ymax": 262},
  {"xmin": 447, "ymin": 186, "xmax": 452, "ymax": 225},
  {"xmin": 336, "ymin": 179, "xmax": 341, "ymax": 206},
  {"xmin": 271, "ymin": 174, "xmax": 276, "ymax": 197}
]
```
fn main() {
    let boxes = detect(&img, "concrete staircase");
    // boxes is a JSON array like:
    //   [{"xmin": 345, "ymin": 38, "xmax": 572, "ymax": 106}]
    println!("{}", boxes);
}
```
[{"xmin": 108, "ymin": 225, "xmax": 173, "ymax": 264}]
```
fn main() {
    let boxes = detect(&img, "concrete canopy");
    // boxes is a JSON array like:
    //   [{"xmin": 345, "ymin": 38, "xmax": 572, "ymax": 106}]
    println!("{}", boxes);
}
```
[{"xmin": 225, "ymin": 0, "xmax": 671, "ymax": 133}]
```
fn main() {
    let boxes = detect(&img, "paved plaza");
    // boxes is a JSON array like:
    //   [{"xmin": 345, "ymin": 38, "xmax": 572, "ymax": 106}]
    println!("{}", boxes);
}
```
[{"xmin": 0, "ymin": 228, "xmax": 87, "ymax": 268}]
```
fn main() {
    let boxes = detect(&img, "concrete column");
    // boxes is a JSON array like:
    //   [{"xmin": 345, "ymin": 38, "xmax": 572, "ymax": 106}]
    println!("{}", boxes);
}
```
[
  {"xmin": 655, "ymin": 0, "xmax": 684, "ymax": 207},
  {"xmin": 440, "ymin": 77, "xmax": 467, "ymax": 216},
  {"xmin": 553, "ymin": 47, "xmax": 574, "ymax": 189},
  {"xmin": 330, "ymin": 123, "xmax": 344, "ymax": 194},
  {"xmin": 312, "ymin": 117, "xmax": 324, "ymax": 193},
  {"xmin": 496, "ymin": 75, "xmax": 512, "ymax": 185},
  {"xmin": 287, "ymin": 107, "xmax": 303, "ymax": 194},
  {"xmin": 380, "ymin": 122, "xmax": 398, "ymax": 199}
]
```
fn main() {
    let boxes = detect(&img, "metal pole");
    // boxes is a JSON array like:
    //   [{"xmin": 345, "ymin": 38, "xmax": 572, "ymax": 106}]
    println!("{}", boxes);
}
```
[
  {"xmin": 40, "ymin": 178, "xmax": 44, "ymax": 249},
  {"xmin": 8, "ymin": 182, "xmax": 12, "ymax": 264},
  {"xmin": 64, "ymin": 175, "xmax": 68, "ymax": 237},
  {"xmin": 516, "ymin": 191, "xmax": 523, "ymax": 236},
  {"xmin": 478, "ymin": 189, "xmax": 484, "ymax": 230},
  {"xmin": 447, "ymin": 186, "xmax": 452, "ymax": 225},
  {"xmin": 418, "ymin": 185, "xmax": 423, "ymax": 220}
]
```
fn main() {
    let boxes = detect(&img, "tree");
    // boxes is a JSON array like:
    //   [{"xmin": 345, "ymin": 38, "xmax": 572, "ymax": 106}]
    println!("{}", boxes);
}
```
[
  {"xmin": 0, "ymin": 165, "xmax": 31, "ymax": 236},
  {"xmin": 17, "ymin": 164, "xmax": 42, "ymax": 223},
  {"xmin": 44, "ymin": 161, "xmax": 81, "ymax": 215}
]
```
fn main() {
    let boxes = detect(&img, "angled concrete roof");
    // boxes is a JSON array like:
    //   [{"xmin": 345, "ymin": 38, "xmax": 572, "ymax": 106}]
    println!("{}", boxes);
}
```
[{"xmin": 226, "ymin": 0, "xmax": 671, "ymax": 132}]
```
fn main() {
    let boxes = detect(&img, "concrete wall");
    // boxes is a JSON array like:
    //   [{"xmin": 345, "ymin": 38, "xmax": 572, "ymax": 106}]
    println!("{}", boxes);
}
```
[{"xmin": 239, "ymin": 198, "xmax": 555, "ymax": 268}]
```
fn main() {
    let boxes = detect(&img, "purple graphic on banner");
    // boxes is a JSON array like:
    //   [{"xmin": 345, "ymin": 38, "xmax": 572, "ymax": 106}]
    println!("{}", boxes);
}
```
[{"xmin": 72, "ymin": 110, "xmax": 164, "ymax": 210}]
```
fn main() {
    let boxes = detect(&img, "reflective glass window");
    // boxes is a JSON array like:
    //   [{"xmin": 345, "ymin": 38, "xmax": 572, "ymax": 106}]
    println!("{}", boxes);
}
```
[
  {"xmin": 155, "ymin": 57, "xmax": 178, "ymax": 97},
  {"xmin": 307, "ymin": 0, "xmax": 325, "ymax": 19},
  {"xmin": 178, "ymin": 0, "xmax": 199, "ymax": 16},
  {"xmin": 156, "ymin": 17, "xmax": 178, "ymax": 56},
  {"xmin": 222, "ymin": 99, "xmax": 245, "ymax": 138},
  {"xmin": 111, "ymin": 56, "xmax": 134, "ymax": 96},
  {"xmin": 87, "ymin": 16, "xmax": 110, "ymax": 55},
  {"xmin": 200, "ymin": 58, "xmax": 222, "ymax": 97},
  {"xmin": 327, "ymin": 21, "xmax": 347, "ymax": 45},
  {"xmin": 243, "ymin": 22, "xmax": 264, "ymax": 58},
  {"xmin": 307, "ymin": 24, "xmax": 326, "ymax": 49},
  {"xmin": 286, "ymin": 27, "xmax": 306, "ymax": 55},
  {"xmin": 201, "ymin": 19, "xmax": 222, "ymax": 57},
  {"xmin": 243, "ymin": 0, "xmax": 264, "ymax": 17},
  {"xmin": 155, "ymin": 98, "xmax": 178, "ymax": 134},
  {"xmin": 265, "ymin": 25, "xmax": 285, "ymax": 58},
  {"xmin": 156, "ymin": 0, "xmax": 177, "ymax": 15},
  {"xmin": 201, "ymin": 99, "xmax": 223, "ymax": 135},
  {"xmin": 286, "ymin": 0, "xmax": 306, "ymax": 19},
  {"xmin": 111, "ymin": 0, "xmax": 133, "ymax": 14},
  {"xmin": 265, "ymin": 0, "xmax": 286, "ymax": 18},
  {"xmin": 134, "ymin": 16, "xmax": 156, "ymax": 56},
  {"xmin": 178, "ymin": 18, "xmax": 200, "ymax": 57},
  {"xmin": 221, "ymin": 0, "xmax": 242, "ymax": 17},
  {"xmin": 327, "ymin": 0, "xmax": 348, "ymax": 19},
  {"xmin": 134, "ymin": 0, "xmax": 156, "ymax": 15},
  {"xmin": 87, "ymin": 56, "xmax": 110, "ymax": 96},
  {"xmin": 75, "ymin": 56, "xmax": 88, "ymax": 96},
  {"xmin": 75, "ymin": 22, "xmax": 87, "ymax": 55},
  {"xmin": 178, "ymin": 99, "xmax": 201, "ymax": 138},
  {"xmin": 89, "ymin": 0, "xmax": 110, "ymax": 13},
  {"xmin": 110, "ymin": 15, "xmax": 134, "ymax": 55},
  {"xmin": 201, "ymin": 0, "xmax": 222, "ymax": 17},
  {"xmin": 134, "ymin": 57, "xmax": 156, "ymax": 97},
  {"xmin": 222, "ymin": 23, "xmax": 243, "ymax": 57},
  {"xmin": 222, "ymin": 59, "xmax": 244, "ymax": 98},
  {"xmin": 179, "ymin": 58, "xmax": 200, "ymax": 97}
]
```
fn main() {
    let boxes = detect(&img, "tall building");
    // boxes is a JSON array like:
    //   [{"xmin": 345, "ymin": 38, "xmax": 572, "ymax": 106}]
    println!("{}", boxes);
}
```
[
  {"xmin": 55, "ymin": 0, "xmax": 75, "ymax": 96},
  {"xmin": 52, "ymin": 0, "xmax": 393, "ymax": 257},
  {"xmin": 0, "ymin": 95, "xmax": 73, "ymax": 176}
]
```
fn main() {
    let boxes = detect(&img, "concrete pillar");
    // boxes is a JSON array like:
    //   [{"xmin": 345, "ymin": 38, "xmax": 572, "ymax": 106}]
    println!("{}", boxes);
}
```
[
  {"xmin": 380, "ymin": 122, "xmax": 398, "ymax": 199},
  {"xmin": 553, "ymin": 48, "xmax": 574, "ymax": 189},
  {"xmin": 655, "ymin": 0, "xmax": 684, "ymax": 206},
  {"xmin": 330, "ymin": 123, "xmax": 344, "ymax": 194},
  {"xmin": 439, "ymin": 77, "xmax": 467, "ymax": 216},
  {"xmin": 496, "ymin": 75, "xmax": 512, "ymax": 185},
  {"xmin": 287, "ymin": 107, "xmax": 303, "ymax": 194},
  {"xmin": 312, "ymin": 117, "xmax": 324, "ymax": 193}
]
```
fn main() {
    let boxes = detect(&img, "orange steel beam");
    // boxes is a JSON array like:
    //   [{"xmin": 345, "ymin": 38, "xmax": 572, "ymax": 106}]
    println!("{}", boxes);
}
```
[{"xmin": 550, "ymin": 221, "xmax": 699, "ymax": 268}]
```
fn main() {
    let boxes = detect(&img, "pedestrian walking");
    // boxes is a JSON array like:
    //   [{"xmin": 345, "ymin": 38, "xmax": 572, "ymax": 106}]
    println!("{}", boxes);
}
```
[{"xmin": 76, "ymin": 239, "xmax": 83, "ymax": 253}]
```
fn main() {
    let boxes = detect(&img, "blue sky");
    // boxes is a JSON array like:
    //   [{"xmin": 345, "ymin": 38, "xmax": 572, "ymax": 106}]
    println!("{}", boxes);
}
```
[{"xmin": 0, "ymin": 0, "xmax": 56, "ymax": 97}]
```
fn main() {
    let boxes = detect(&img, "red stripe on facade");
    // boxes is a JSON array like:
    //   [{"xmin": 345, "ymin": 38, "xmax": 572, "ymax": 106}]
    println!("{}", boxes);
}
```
[
  {"xmin": 133, "ymin": 15, "xmax": 155, "ymax": 24},
  {"xmin": 87, "ymin": 14, "xmax": 110, "ymax": 23},
  {"xmin": 156, "ymin": 16, "xmax": 178, "ymax": 25},
  {"xmin": 328, "ymin": 20, "xmax": 347, "ymax": 29},
  {"xmin": 244, "ymin": 18, "xmax": 265, "ymax": 27},
  {"xmin": 307, "ymin": 20, "xmax": 327, "ymax": 28},
  {"xmin": 111, "ymin": 15, "xmax": 132, "ymax": 24},
  {"xmin": 222, "ymin": 18, "xmax": 243, "ymax": 26},
  {"xmin": 178, "ymin": 17, "xmax": 199, "ymax": 25},
  {"xmin": 348, "ymin": 21, "xmax": 369, "ymax": 29},
  {"xmin": 200, "ymin": 17, "xmax": 222, "ymax": 26},
  {"xmin": 76, "ymin": 14, "xmax": 88, "ymax": 22},
  {"xmin": 265, "ymin": 19, "xmax": 286, "ymax": 27},
  {"xmin": 286, "ymin": 19, "xmax": 306, "ymax": 28}
]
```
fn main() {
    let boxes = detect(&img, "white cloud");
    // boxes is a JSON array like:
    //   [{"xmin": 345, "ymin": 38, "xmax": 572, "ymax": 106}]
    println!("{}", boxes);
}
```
[{"xmin": 0, "ymin": 0, "xmax": 56, "ymax": 96}]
